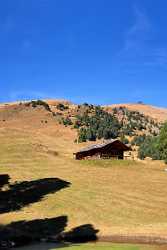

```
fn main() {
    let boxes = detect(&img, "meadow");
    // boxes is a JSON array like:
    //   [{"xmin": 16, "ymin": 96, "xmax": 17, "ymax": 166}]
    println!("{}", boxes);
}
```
[{"xmin": 1, "ymin": 105, "xmax": 167, "ymax": 244}]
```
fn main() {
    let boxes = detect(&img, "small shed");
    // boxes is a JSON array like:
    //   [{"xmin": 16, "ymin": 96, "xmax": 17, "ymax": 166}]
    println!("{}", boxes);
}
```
[{"xmin": 74, "ymin": 139, "xmax": 131, "ymax": 160}]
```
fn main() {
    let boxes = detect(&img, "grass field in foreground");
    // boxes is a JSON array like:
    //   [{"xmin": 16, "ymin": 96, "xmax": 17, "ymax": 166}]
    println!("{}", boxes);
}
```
[
  {"xmin": 14, "ymin": 243, "xmax": 167, "ymax": 250},
  {"xmin": 1, "ymin": 116, "xmax": 167, "ymax": 238}
]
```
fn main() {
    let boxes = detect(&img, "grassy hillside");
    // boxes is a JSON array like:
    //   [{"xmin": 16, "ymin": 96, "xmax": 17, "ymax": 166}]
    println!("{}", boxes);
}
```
[
  {"xmin": 107, "ymin": 103, "xmax": 167, "ymax": 123},
  {"xmin": 52, "ymin": 102, "xmax": 161, "ymax": 143},
  {"xmin": 1, "ymin": 101, "xmax": 167, "ymax": 241}
]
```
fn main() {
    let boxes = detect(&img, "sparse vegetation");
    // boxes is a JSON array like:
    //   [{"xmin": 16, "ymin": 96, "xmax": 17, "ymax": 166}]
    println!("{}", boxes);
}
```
[
  {"xmin": 138, "ymin": 122, "xmax": 167, "ymax": 163},
  {"xmin": 75, "ymin": 105, "xmax": 121, "ymax": 142},
  {"xmin": 26, "ymin": 100, "xmax": 51, "ymax": 112},
  {"xmin": 60, "ymin": 104, "xmax": 161, "ymax": 143},
  {"xmin": 138, "ymin": 135, "xmax": 160, "ymax": 160},
  {"xmin": 62, "ymin": 117, "xmax": 73, "ymax": 126},
  {"xmin": 131, "ymin": 135, "xmax": 147, "ymax": 146},
  {"xmin": 120, "ymin": 134, "xmax": 129, "ymax": 144},
  {"xmin": 112, "ymin": 106, "xmax": 160, "ymax": 136},
  {"xmin": 57, "ymin": 103, "xmax": 69, "ymax": 111}
]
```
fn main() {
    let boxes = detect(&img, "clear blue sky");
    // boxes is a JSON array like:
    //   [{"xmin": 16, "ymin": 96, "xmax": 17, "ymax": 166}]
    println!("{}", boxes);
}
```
[{"xmin": 1, "ymin": 0, "xmax": 167, "ymax": 106}]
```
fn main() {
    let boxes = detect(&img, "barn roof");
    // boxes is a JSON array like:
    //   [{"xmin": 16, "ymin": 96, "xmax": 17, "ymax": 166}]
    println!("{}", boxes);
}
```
[{"xmin": 75, "ymin": 139, "xmax": 131, "ymax": 154}]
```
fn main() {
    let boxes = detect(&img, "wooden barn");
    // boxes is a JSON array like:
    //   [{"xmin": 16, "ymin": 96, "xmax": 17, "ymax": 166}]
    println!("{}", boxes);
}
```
[{"xmin": 74, "ymin": 139, "xmax": 131, "ymax": 160}]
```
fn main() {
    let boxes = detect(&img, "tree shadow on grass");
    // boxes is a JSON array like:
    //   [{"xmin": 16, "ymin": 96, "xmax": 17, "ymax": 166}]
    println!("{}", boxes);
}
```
[
  {"xmin": 0, "ymin": 177, "xmax": 70, "ymax": 214},
  {"xmin": 0, "ymin": 216, "xmax": 68, "ymax": 248},
  {"xmin": 62, "ymin": 224, "xmax": 99, "ymax": 243},
  {"xmin": 0, "ymin": 174, "xmax": 10, "ymax": 189},
  {"xmin": 0, "ymin": 218, "xmax": 99, "ymax": 249},
  {"xmin": 0, "ymin": 174, "xmax": 71, "ymax": 248},
  {"xmin": 0, "ymin": 174, "xmax": 99, "ymax": 249}
]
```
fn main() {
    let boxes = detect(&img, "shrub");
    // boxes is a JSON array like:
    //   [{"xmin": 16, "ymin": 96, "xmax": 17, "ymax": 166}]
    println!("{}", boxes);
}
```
[
  {"xmin": 138, "ymin": 136, "xmax": 160, "ymax": 160},
  {"xmin": 56, "ymin": 103, "xmax": 69, "ymax": 111},
  {"xmin": 157, "ymin": 122, "xmax": 167, "ymax": 163},
  {"xmin": 138, "ymin": 122, "xmax": 167, "ymax": 163},
  {"xmin": 78, "ymin": 128, "xmax": 87, "ymax": 143},
  {"xmin": 131, "ymin": 135, "xmax": 146, "ymax": 146},
  {"xmin": 62, "ymin": 117, "xmax": 73, "ymax": 126},
  {"xmin": 27, "ymin": 100, "xmax": 51, "ymax": 112},
  {"xmin": 62, "ymin": 103, "xmax": 161, "ymax": 144},
  {"xmin": 75, "ymin": 105, "xmax": 121, "ymax": 142},
  {"xmin": 120, "ymin": 134, "xmax": 129, "ymax": 144}
]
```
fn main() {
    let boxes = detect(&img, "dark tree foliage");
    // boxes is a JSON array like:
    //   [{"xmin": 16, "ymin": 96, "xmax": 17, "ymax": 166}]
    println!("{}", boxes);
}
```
[
  {"xmin": 26, "ymin": 100, "xmax": 51, "ymax": 112},
  {"xmin": 57, "ymin": 103, "xmax": 69, "ymax": 111},
  {"xmin": 62, "ymin": 117, "xmax": 73, "ymax": 126},
  {"xmin": 138, "ymin": 122, "xmax": 167, "ymax": 163},
  {"xmin": 131, "ymin": 135, "xmax": 147, "ymax": 146},
  {"xmin": 157, "ymin": 122, "xmax": 167, "ymax": 163},
  {"xmin": 113, "ymin": 107, "xmax": 160, "ymax": 136},
  {"xmin": 138, "ymin": 136, "xmax": 160, "ymax": 160},
  {"xmin": 78, "ymin": 128, "xmax": 87, "ymax": 143},
  {"xmin": 75, "ymin": 105, "xmax": 160, "ymax": 142},
  {"xmin": 76, "ymin": 106, "xmax": 121, "ymax": 142},
  {"xmin": 120, "ymin": 134, "xmax": 129, "ymax": 144},
  {"xmin": 61, "ymin": 104, "xmax": 161, "ymax": 143}
]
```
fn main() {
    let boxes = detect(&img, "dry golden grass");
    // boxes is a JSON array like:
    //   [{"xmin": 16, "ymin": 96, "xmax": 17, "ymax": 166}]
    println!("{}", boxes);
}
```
[
  {"xmin": 105, "ymin": 103, "xmax": 167, "ymax": 122},
  {"xmin": 0, "ymin": 102, "xmax": 167, "ymax": 239}
]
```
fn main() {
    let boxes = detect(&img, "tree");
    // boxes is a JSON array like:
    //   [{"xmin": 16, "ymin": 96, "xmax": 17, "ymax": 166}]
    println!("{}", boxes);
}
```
[
  {"xmin": 86, "ymin": 129, "xmax": 96, "ymax": 141},
  {"xmin": 62, "ymin": 117, "xmax": 73, "ymax": 126},
  {"xmin": 158, "ymin": 122, "xmax": 167, "ymax": 163},
  {"xmin": 138, "ymin": 122, "xmax": 167, "ymax": 162},
  {"xmin": 131, "ymin": 135, "xmax": 146, "ymax": 146},
  {"xmin": 120, "ymin": 134, "xmax": 129, "ymax": 144},
  {"xmin": 138, "ymin": 136, "xmax": 160, "ymax": 160},
  {"xmin": 78, "ymin": 128, "xmax": 87, "ymax": 143},
  {"xmin": 57, "ymin": 103, "xmax": 69, "ymax": 111}
]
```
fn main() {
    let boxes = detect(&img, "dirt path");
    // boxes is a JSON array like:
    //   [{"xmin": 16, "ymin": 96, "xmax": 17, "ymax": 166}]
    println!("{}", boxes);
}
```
[{"xmin": 99, "ymin": 234, "xmax": 167, "ymax": 245}]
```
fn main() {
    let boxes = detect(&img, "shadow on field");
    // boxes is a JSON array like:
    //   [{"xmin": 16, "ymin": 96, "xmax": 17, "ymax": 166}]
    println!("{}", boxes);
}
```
[
  {"xmin": 0, "ymin": 216, "xmax": 68, "ymax": 248},
  {"xmin": 0, "ymin": 220, "xmax": 98, "ymax": 249},
  {"xmin": 0, "ymin": 174, "xmax": 99, "ymax": 249},
  {"xmin": 62, "ymin": 224, "xmax": 99, "ymax": 243},
  {"xmin": 0, "ymin": 176, "xmax": 70, "ymax": 213},
  {"xmin": 0, "ymin": 174, "xmax": 10, "ymax": 189}
]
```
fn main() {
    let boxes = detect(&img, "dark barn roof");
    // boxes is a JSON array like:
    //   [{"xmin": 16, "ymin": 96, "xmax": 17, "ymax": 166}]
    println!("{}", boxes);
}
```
[{"xmin": 74, "ymin": 139, "xmax": 131, "ymax": 159}]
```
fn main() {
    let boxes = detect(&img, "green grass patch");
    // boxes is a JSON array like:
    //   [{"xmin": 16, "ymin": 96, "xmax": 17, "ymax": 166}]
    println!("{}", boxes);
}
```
[
  {"xmin": 79, "ymin": 159, "xmax": 140, "ymax": 168},
  {"xmin": 14, "ymin": 242, "xmax": 165, "ymax": 250},
  {"xmin": 58, "ymin": 243, "xmax": 139, "ymax": 250}
]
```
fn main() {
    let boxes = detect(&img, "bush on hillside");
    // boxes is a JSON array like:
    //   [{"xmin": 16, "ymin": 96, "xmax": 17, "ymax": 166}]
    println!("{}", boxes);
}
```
[
  {"xmin": 131, "ymin": 135, "xmax": 146, "ymax": 146},
  {"xmin": 120, "ymin": 134, "xmax": 129, "ymax": 144},
  {"xmin": 76, "ymin": 105, "xmax": 121, "ymax": 142},
  {"xmin": 57, "ymin": 103, "xmax": 69, "ymax": 111},
  {"xmin": 157, "ymin": 122, "xmax": 167, "ymax": 163},
  {"xmin": 59, "ymin": 103, "xmax": 161, "ymax": 143},
  {"xmin": 27, "ymin": 100, "xmax": 51, "ymax": 112},
  {"xmin": 62, "ymin": 117, "xmax": 73, "ymax": 126},
  {"xmin": 138, "ymin": 136, "xmax": 160, "ymax": 160},
  {"xmin": 138, "ymin": 122, "xmax": 167, "ymax": 162},
  {"xmin": 78, "ymin": 128, "xmax": 87, "ymax": 143}
]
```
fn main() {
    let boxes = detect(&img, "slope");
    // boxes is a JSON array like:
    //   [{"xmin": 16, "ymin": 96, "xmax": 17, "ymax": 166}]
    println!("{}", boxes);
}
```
[
  {"xmin": 0, "ymin": 101, "xmax": 167, "ymax": 240},
  {"xmin": 106, "ymin": 103, "xmax": 167, "ymax": 122}
]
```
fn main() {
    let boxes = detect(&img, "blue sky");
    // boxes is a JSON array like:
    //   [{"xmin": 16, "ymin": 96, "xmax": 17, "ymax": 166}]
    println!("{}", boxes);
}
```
[{"xmin": 1, "ymin": 0, "xmax": 167, "ymax": 106}]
